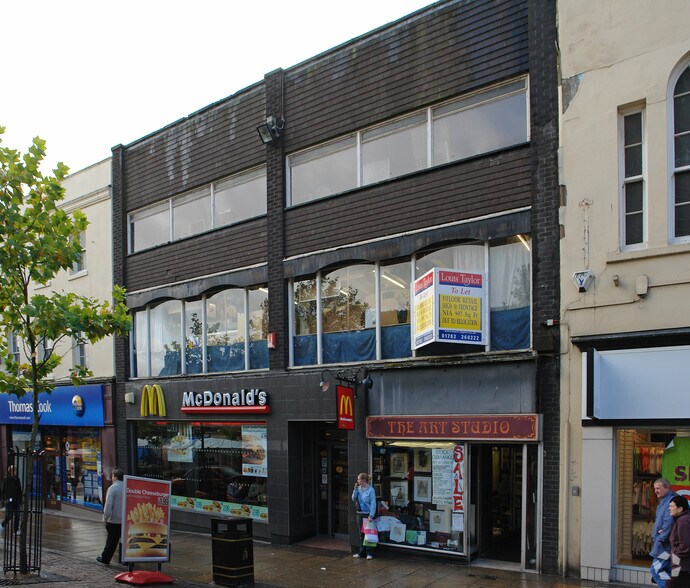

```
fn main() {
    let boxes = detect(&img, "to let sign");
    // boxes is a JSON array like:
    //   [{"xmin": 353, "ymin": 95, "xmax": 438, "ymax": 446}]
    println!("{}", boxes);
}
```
[
  {"xmin": 366, "ymin": 414, "xmax": 539, "ymax": 441},
  {"xmin": 337, "ymin": 385, "xmax": 355, "ymax": 430}
]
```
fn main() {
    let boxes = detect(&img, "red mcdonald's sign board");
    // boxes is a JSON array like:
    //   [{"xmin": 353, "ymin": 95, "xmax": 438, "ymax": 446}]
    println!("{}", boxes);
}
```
[{"xmin": 337, "ymin": 385, "xmax": 355, "ymax": 430}]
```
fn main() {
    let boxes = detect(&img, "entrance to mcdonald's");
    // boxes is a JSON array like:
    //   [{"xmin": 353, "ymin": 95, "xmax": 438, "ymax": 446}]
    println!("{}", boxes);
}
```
[{"xmin": 316, "ymin": 425, "xmax": 349, "ymax": 538}]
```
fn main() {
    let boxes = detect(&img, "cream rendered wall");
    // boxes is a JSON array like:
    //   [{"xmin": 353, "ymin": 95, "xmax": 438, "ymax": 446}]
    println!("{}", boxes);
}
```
[
  {"xmin": 29, "ymin": 158, "xmax": 114, "ymax": 381},
  {"xmin": 558, "ymin": 0, "xmax": 690, "ymax": 577}
]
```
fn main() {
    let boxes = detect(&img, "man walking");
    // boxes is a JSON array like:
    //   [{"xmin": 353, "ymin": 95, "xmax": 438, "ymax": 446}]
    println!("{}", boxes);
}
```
[
  {"xmin": 97, "ymin": 468, "xmax": 124, "ymax": 565},
  {"xmin": 651, "ymin": 478, "xmax": 676, "ymax": 587}
]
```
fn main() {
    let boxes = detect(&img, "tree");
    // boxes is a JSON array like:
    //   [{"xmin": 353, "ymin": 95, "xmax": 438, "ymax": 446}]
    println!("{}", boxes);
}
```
[{"xmin": 0, "ymin": 128, "xmax": 131, "ymax": 572}]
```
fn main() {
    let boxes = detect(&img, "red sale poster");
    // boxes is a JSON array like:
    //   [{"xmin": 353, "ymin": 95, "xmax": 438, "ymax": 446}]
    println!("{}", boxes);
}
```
[{"xmin": 120, "ymin": 476, "xmax": 172, "ymax": 563}]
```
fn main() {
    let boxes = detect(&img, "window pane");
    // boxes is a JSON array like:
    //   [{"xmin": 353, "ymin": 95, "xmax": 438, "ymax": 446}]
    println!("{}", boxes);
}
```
[
  {"xmin": 184, "ymin": 300, "xmax": 203, "ymax": 374},
  {"xmin": 134, "ymin": 311, "xmax": 149, "ymax": 377},
  {"xmin": 294, "ymin": 279, "xmax": 317, "ymax": 336},
  {"xmin": 131, "ymin": 202, "xmax": 170, "ymax": 252},
  {"xmin": 322, "ymin": 265, "xmax": 375, "ymax": 333},
  {"xmin": 173, "ymin": 188, "xmax": 211, "ymax": 240},
  {"xmin": 676, "ymin": 171, "xmax": 690, "ymax": 204},
  {"xmin": 676, "ymin": 172, "xmax": 690, "ymax": 237},
  {"xmin": 676, "ymin": 67, "xmax": 690, "ymax": 96},
  {"xmin": 290, "ymin": 137, "xmax": 357, "ymax": 205},
  {"xmin": 150, "ymin": 300, "xmax": 182, "ymax": 376},
  {"xmin": 675, "ymin": 134, "xmax": 690, "ymax": 168},
  {"xmin": 214, "ymin": 169, "xmax": 267, "ymax": 228},
  {"xmin": 380, "ymin": 261, "xmax": 412, "ymax": 360},
  {"xmin": 362, "ymin": 114, "xmax": 427, "ymax": 185},
  {"xmin": 248, "ymin": 287, "xmax": 268, "ymax": 370},
  {"xmin": 416, "ymin": 244, "xmax": 485, "ymax": 278},
  {"xmin": 624, "ymin": 113, "xmax": 642, "ymax": 146},
  {"xmin": 625, "ymin": 212, "xmax": 643, "ymax": 245},
  {"xmin": 625, "ymin": 181, "xmax": 643, "ymax": 213},
  {"xmin": 433, "ymin": 91, "xmax": 527, "ymax": 165},
  {"xmin": 676, "ymin": 203, "xmax": 690, "ymax": 237},
  {"xmin": 674, "ymin": 93, "xmax": 690, "ymax": 135},
  {"xmin": 624, "ymin": 145, "xmax": 642, "ymax": 177},
  {"xmin": 207, "ymin": 289, "xmax": 245, "ymax": 373}
]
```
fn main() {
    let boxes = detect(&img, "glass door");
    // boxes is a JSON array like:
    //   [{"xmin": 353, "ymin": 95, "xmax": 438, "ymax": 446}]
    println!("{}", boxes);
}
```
[
  {"xmin": 523, "ymin": 443, "xmax": 540, "ymax": 570},
  {"xmin": 317, "ymin": 428, "xmax": 349, "ymax": 537}
]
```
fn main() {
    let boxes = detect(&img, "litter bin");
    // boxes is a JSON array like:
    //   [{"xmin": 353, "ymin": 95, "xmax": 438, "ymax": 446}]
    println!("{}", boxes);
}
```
[{"xmin": 211, "ymin": 517, "xmax": 254, "ymax": 587}]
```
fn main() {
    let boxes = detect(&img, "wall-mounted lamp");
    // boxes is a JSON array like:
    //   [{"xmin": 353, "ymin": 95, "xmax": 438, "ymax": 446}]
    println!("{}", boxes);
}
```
[
  {"xmin": 124, "ymin": 392, "xmax": 135, "ymax": 405},
  {"xmin": 256, "ymin": 115, "xmax": 285, "ymax": 144},
  {"xmin": 320, "ymin": 366, "xmax": 373, "ymax": 398}
]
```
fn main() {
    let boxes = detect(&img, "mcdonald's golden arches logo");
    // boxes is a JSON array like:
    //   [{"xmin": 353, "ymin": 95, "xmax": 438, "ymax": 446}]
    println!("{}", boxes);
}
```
[
  {"xmin": 140, "ymin": 385, "xmax": 166, "ymax": 417},
  {"xmin": 336, "ymin": 385, "xmax": 355, "ymax": 430}
]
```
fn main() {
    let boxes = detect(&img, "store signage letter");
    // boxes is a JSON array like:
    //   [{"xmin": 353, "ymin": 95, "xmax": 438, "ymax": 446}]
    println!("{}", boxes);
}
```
[{"xmin": 140, "ymin": 385, "xmax": 166, "ymax": 417}]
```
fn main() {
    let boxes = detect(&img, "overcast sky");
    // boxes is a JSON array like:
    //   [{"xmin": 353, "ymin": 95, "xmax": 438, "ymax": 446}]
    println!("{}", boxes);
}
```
[{"xmin": 1, "ymin": 0, "xmax": 434, "ymax": 174}]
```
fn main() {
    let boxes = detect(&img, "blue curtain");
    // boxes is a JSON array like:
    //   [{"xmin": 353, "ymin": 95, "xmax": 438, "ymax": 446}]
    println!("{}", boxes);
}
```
[
  {"xmin": 293, "ymin": 335, "xmax": 317, "ymax": 366},
  {"xmin": 490, "ymin": 306, "xmax": 530, "ymax": 350},
  {"xmin": 208, "ymin": 344, "xmax": 245, "ymax": 372},
  {"xmin": 323, "ymin": 329, "xmax": 376, "ymax": 363},
  {"xmin": 159, "ymin": 351, "xmax": 181, "ymax": 376},
  {"xmin": 250, "ymin": 340, "xmax": 269, "ymax": 369},
  {"xmin": 381, "ymin": 325, "xmax": 412, "ymax": 359}
]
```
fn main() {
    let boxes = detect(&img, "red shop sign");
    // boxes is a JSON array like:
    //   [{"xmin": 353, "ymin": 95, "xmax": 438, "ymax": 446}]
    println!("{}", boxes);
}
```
[{"xmin": 366, "ymin": 414, "xmax": 539, "ymax": 441}]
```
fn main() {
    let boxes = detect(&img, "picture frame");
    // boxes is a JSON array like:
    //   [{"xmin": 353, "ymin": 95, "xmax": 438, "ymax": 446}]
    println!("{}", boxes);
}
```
[
  {"xmin": 390, "ymin": 481, "xmax": 408, "ymax": 506},
  {"xmin": 429, "ymin": 509, "xmax": 450, "ymax": 533},
  {"xmin": 374, "ymin": 484, "xmax": 382, "ymax": 498},
  {"xmin": 390, "ymin": 454, "xmax": 407, "ymax": 476},
  {"xmin": 414, "ymin": 449, "xmax": 431, "ymax": 473},
  {"xmin": 413, "ymin": 476, "xmax": 432, "ymax": 502}
]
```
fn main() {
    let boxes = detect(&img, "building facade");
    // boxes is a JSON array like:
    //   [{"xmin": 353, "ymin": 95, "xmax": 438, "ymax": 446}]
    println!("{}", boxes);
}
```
[
  {"xmin": 1, "ymin": 158, "xmax": 118, "ymax": 512},
  {"xmin": 113, "ymin": 0, "xmax": 559, "ymax": 572},
  {"xmin": 558, "ymin": 1, "xmax": 690, "ymax": 582}
]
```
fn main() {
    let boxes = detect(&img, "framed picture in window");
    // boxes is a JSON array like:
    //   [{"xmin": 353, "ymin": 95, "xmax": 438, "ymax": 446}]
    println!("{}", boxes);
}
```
[
  {"xmin": 413, "ymin": 476, "xmax": 432, "ymax": 502},
  {"xmin": 429, "ymin": 509, "xmax": 450, "ymax": 534},
  {"xmin": 390, "ymin": 481, "xmax": 408, "ymax": 506},
  {"xmin": 390, "ymin": 454, "xmax": 407, "ymax": 476},
  {"xmin": 414, "ymin": 449, "xmax": 431, "ymax": 473}
]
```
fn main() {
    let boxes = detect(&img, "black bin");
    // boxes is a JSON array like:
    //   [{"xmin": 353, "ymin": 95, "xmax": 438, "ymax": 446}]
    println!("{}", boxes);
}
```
[{"xmin": 211, "ymin": 517, "xmax": 254, "ymax": 587}]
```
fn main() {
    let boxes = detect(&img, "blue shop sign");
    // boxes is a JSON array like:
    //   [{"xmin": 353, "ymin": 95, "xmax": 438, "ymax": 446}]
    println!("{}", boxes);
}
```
[{"xmin": 0, "ymin": 385, "xmax": 104, "ymax": 427}]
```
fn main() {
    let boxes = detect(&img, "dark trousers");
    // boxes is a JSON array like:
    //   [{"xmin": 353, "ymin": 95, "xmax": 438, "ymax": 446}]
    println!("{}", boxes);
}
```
[
  {"xmin": 356, "ymin": 513, "xmax": 373, "ymax": 557},
  {"xmin": 2, "ymin": 501, "xmax": 20, "ymax": 533},
  {"xmin": 101, "ymin": 522, "xmax": 122, "ymax": 564}
]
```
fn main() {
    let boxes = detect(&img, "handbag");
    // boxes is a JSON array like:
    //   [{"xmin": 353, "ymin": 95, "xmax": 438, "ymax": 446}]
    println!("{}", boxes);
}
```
[{"xmin": 362, "ymin": 519, "xmax": 379, "ymax": 544}]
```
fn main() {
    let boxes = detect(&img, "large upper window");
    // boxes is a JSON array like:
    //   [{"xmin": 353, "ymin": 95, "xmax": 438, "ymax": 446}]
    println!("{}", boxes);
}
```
[
  {"xmin": 291, "ymin": 236, "xmax": 531, "ymax": 366},
  {"xmin": 288, "ymin": 78, "xmax": 528, "ymax": 206},
  {"xmin": 621, "ymin": 110, "xmax": 645, "ymax": 247},
  {"xmin": 673, "ymin": 66, "xmax": 690, "ymax": 239},
  {"xmin": 132, "ymin": 286, "xmax": 268, "ymax": 377},
  {"xmin": 128, "ymin": 167, "xmax": 267, "ymax": 253}
]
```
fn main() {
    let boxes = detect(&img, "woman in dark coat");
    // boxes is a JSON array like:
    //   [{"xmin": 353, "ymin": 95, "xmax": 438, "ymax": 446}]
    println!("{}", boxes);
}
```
[
  {"xmin": 669, "ymin": 494, "xmax": 690, "ymax": 587},
  {"xmin": 0, "ymin": 465, "xmax": 22, "ymax": 534}
]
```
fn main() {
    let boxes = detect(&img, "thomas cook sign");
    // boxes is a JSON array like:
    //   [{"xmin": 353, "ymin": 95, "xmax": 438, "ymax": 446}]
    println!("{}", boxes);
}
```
[{"xmin": 337, "ymin": 385, "xmax": 355, "ymax": 430}]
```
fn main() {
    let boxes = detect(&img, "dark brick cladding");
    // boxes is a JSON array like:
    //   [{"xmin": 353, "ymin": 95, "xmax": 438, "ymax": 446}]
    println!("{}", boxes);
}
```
[{"xmin": 111, "ymin": 0, "xmax": 559, "ymax": 570}]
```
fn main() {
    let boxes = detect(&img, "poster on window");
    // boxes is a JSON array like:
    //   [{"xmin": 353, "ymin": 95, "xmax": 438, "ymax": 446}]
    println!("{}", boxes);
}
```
[
  {"xmin": 412, "ymin": 268, "xmax": 486, "ymax": 350},
  {"xmin": 241, "ymin": 425, "xmax": 267, "ymax": 477},
  {"xmin": 662, "ymin": 436, "xmax": 690, "ymax": 498},
  {"xmin": 121, "ymin": 476, "xmax": 171, "ymax": 563},
  {"xmin": 431, "ymin": 448, "xmax": 453, "ymax": 506},
  {"xmin": 452, "ymin": 444, "xmax": 465, "ymax": 513}
]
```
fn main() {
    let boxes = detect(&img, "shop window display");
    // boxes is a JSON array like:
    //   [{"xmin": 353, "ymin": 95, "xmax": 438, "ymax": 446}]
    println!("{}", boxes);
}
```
[
  {"xmin": 615, "ymin": 429, "xmax": 687, "ymax": 567},
  {"xmin": 135, "ymin": 422, "xmax": 268, "ymax": 523},
  {"xmin": 371, "ymin": 442, "xmax": 465, "ymax": 554}
]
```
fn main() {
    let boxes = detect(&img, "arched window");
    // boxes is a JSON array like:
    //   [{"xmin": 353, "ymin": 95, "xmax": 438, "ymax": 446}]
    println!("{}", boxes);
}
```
[{"xmin": 672, "ymin": 64, "xmax": 690, "ymax": 239}]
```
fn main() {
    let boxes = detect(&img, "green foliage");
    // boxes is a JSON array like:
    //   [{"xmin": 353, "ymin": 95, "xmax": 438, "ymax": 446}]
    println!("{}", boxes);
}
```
[{"xmin": 0, "ymin": 128, "xmax": 131, "ymax": 407}]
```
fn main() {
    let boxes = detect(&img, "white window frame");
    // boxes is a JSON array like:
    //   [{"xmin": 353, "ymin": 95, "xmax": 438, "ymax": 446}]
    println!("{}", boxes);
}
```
[
  {"xmin": 669, "ymin": 61, "xmax": 690, "ymax": 243},
  {"xmin": 128, "ymin": 167, "xmax": 267, "ymax": 254},
  {"xmin": 69, "ymin": 230, "xmax": 87, "ymax": 276},
  {"xmin": 619, "ymin": 107, "xmax": 646, "ymax": 250},
  {"xmin": 72, "ymin": 332, "xmax": 87, "ymax": 369},
  {"xmin": 287, "ymin": 76, "xmax": 529, "ymax": 207}
]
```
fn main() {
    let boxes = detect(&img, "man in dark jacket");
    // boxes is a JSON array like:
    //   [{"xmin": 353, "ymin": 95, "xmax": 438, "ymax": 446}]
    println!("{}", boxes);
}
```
[
  {"xmin": 651, "ymin": 478, "xmax": 677, "ymax": 587},
  {"xmin": 0, "ymin": 465, "xmax": 22, "ymax": 534}
]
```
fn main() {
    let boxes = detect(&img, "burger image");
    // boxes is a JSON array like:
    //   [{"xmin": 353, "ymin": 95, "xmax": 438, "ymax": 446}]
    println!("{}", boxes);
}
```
[
  {"xmin": 241, "ymin": 437, "xmax": 266, "ymax": 465},
  {"xmin": 125, "ymin": 522, "xmax": 168, "ymax": 558}
]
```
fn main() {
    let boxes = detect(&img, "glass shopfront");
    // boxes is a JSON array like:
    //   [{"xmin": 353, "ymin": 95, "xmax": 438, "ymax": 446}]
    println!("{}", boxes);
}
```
[
  {"xmin": 615, "ymin": 429, "xmax": 690, "ymax": 568},
  {"xmin": 134, "ymin": 421, "xmax": 268, "ymax": 523}
]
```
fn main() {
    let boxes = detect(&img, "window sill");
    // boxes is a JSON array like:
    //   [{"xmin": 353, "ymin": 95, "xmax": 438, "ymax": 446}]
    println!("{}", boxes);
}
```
[
  {"xmin": 606, "ymin": 241, "xmax": 690, "ymax": 265},
  {"xmin": 68, "ymin": 270, "xmax": 88, "ymax": 281}
]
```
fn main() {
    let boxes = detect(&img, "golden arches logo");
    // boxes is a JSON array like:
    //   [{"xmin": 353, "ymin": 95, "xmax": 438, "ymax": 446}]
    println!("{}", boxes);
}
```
[
  {"xmin": 140, "ymin": 385, "xmax": 166, "ymax": 417},
  {"xmin": 339, "ymin": 394, "xmax": 353, "ymax": 418}
]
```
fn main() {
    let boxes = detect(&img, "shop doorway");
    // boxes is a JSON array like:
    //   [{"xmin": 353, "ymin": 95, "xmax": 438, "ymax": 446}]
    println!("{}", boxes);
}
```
[{"xmin": 316, "ymin": 427, "xmax": 349, "ymax": 538}]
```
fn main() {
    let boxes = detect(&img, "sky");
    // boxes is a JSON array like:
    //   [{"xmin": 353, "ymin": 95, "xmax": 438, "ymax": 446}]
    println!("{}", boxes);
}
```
[{"xmin": 1, "ymin": 0, "xmax": 435, "ymax": 174}]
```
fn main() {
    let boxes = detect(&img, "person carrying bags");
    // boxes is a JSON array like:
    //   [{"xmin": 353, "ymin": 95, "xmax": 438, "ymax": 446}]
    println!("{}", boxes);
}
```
[{"xmin": 352, "ymin": 472, "xmax": 377, "ymax": 560}]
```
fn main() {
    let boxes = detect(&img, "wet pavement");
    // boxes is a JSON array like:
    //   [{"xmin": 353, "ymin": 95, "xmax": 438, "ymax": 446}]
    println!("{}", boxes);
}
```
[{"xmin": 0, "ymin": 507, "xmax": 638, "ymax": 587}]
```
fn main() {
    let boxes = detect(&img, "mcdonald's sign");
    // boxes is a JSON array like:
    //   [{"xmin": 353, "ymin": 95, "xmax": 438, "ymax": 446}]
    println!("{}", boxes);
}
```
[
  {"xmin": 336, "ymin": 385, "xmax": 355, "ymax": 430},
  {"xmin": 140, "ymin": 385, "xmax": 166, "ymax": 417}
]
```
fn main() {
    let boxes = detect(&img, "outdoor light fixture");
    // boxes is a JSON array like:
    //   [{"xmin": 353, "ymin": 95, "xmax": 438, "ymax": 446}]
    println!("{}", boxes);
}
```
[
  {"xmin": 320, "ymin": 366, "xmax": 373, "ymax": 398},
  {"xmin": 256, "ymin": 115, "xmax": 285, "ymax": 144}
]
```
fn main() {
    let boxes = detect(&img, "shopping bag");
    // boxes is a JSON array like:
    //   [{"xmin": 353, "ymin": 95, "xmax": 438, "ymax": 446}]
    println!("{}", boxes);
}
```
[{"xmin": 362, "ymin": 519, "xmax": 379, "ymax": 544}]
